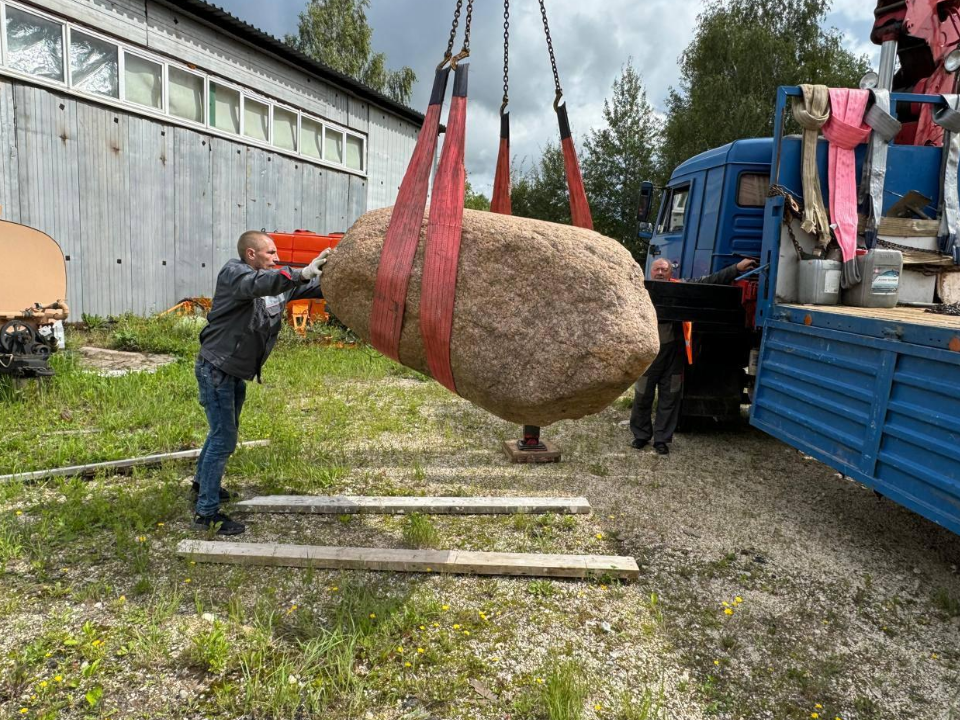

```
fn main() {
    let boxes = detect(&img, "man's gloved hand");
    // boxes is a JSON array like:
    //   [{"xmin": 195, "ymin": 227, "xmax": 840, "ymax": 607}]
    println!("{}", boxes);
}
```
[
  {"xmin": 736, "ymin": 257, "xmax": 759, "ymax": 273},
  {"xmin": 300, "ymin": 248, "xmax": 331, "ymax": 282}
]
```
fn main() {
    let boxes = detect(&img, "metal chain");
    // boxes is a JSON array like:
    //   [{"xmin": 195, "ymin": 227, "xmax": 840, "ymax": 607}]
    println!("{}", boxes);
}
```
[
  {"xmin": 461, "ymin": 0, "xmax": 474, "ymax": 53},
  {"xmin": 501, "ymin": 0, "xmax": 510, "ymax": 112},
  {"xmin": 538, "ymin": 0, "xmax": 562, "ymax": 98},
  {"xmin": 768, "ymin": 185, "xmax": 806, "ymax": 260},
  {"xmin": 444, "ymin": 0, "xmax": 464, "ymax": 60}
]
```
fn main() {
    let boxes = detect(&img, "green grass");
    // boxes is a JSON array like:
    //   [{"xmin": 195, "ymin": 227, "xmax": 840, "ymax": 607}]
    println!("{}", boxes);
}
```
[{"xmin": 402, "ymin": 513, "xmax": 439, "ymax": 549}]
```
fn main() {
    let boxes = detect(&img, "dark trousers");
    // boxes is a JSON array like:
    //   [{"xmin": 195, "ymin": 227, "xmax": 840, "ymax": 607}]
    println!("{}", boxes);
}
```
[
  {"xmin": 630, "ymin": 341, "xmax": 684, "ymax": 445},
  {"xmin": 195, "ymin": 357, "xmax": 246, "ymax": 516}
]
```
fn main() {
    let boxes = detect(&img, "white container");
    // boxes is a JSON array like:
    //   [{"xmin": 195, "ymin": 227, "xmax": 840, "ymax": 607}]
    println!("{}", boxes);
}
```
[
  {"xmin": 842, "ymin": 249, "xmax": 902, "ymax": 308},
  {"xmin": 899, "ymin": 268, "xmax": 937, "ymax": 304},
  {"xmin": 797, "ymin": 258, "xmax": 841, "ymax": 305}
]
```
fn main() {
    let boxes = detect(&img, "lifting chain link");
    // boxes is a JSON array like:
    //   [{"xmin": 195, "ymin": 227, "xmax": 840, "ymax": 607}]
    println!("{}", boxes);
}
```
[
  {"xmin": 440, "ymin": 0, "xmax": 474, "ymax": 69},
  {"xmin": 500, "ymin": 0, "xmax": 510, "ymax": 114},
  {"xmin": 538, "ymin": 0, "xmax": 563, "ymax": 108},
  {"xmin": 441, "ymin": 0, "xmax": 464, "ymax": 67}
]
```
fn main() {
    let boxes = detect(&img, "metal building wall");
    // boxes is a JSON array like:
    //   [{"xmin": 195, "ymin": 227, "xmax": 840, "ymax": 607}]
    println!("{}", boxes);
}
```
[{"xmin": 0, "ymin": 79, "xmax": 374, "ymax": 317}]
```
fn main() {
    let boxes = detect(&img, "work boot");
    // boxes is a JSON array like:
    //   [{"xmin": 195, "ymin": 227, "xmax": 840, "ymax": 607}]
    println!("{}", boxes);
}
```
[
  {"xmin": 653, "ymin": 442, "xmax": 669, "ymax": 455},
  {"xmin": 631, "ymin": 438, "xmax": 648, "ymax": 450},
  {"xmin": 192, "ymin": 511, "xmax": 245, "ymax": 536},
  {"xmin": 191, "ymin": 482, "xmax": 239, "ymax": 502}
]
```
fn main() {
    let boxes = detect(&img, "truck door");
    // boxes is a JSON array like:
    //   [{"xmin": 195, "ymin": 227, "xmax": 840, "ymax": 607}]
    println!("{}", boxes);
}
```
[{"xmin": 648, "ymin": 181, "xmax": 695, "ymax": 273}]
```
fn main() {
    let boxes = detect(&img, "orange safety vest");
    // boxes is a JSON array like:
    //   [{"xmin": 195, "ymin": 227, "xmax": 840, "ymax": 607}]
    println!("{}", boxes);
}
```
[{"xmin": 669, "ymin": 278, "xmax": 694, "ymax": 365}]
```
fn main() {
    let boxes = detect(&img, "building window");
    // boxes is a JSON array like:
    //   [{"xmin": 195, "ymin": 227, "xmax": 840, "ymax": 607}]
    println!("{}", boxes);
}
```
[
  {"xmin": 301, "ymin": 116, "xmax": 322, "ymax": 159},
  {"xmin": 209, "ymin": 81, "xmax": 239, "ymax": 134},
  {"xmin": 324, "ymin": 127, "xmax": 343, "ymax": 164},
  {"xmin": 243, "ymin": 96, "xmax": 269, "ymax": 142},
  {"xmin": 346, "ymin": 134, "xmax": 363, "ymax": 171},
  {"xmin": 69, "ymin": 29, "xmax": 118, "ymax": 98},
  {"xmin": 123, "ymin": 52, "xmax": 162, "ymax": 109},
  {"xmin": 168, "ymin": 65, "xmax": 203, "ymax": 123},
  {"xmin": 4, "ymin": 6, "xmax": 64, "ymax": 82},
  {"xmin": 273, "ymin": 107, "xmax": 297, "ymax": 151}
]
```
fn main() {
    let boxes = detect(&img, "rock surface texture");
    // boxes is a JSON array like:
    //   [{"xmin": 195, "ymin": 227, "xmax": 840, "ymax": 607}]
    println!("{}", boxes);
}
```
[{"xmin": 321, "ymin": 206, "xmax": 659, "ymax": 426}]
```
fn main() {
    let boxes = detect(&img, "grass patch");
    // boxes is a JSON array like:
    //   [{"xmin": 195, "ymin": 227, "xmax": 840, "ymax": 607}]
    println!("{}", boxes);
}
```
[{"xmin": 402, "ymin": 513, "xmax": 439, "ymax": 549}]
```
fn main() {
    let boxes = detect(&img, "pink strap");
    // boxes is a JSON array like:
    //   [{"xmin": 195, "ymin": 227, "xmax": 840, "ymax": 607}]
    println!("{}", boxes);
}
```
[{"xmin": 822, "ymin": 89, "xmax": 870, "ymax": 267}]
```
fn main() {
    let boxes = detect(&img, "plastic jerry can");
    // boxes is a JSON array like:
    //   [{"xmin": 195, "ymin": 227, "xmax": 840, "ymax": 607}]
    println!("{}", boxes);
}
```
[
  {"xmin": 797, "ymin": 258, "xmax": 842, "ymax": 305},
  {"xmin": 841, "ymin": 248, "xmax": 902, "ymax": 308}
]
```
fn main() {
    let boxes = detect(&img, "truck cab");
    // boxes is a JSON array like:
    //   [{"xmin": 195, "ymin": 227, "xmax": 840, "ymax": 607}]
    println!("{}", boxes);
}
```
[{"xmin": 647, "ymin": 139, "xmax": 771, "ymax": 280}]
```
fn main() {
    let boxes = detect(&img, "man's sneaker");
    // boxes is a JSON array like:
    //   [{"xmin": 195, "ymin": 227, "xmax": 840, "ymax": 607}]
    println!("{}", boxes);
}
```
[
  {"xmin": 191, "ymin": 482, "xmax": 239, "ymax": 502},
  {"xmin": 193, "ymin": 511, "xmax": 245, "ymax": 536},
  {"xmin": 653, "ymin": 442, "xmax": 670, "ymax": 455},
  {"xmin": 631, "ymin": 438, "xmax": 648, "ymax": 450}
]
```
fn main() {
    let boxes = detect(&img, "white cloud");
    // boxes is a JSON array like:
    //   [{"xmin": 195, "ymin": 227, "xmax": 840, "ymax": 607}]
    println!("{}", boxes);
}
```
[{"xmin": 219, "ymin": 0, "xmax": 880, "ymax": 194}]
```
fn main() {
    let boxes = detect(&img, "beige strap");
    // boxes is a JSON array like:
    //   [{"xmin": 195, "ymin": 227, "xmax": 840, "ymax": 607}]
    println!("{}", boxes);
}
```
[{"xmin": 791, "ymin": 84, "xmax": 831, "ymax": 248}]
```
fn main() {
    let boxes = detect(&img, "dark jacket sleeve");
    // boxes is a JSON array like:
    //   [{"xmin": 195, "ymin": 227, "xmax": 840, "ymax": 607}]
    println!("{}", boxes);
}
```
[
  {"xmin": 225, "ymin": 262, "xmax": 304, "ymax": 299},
  {"xmin": 287, "ymin": 277, "xmax": 324, "ymax": 301},
  {"xmin": 689, "ymin": 263, "xmax": 741, "ymax": 286}
]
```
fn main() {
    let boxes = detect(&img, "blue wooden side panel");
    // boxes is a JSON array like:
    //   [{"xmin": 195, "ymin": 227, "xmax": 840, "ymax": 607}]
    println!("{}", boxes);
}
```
[{"xmin": 751, "ymin": 320, "xmax": 960, "ymax": 535}]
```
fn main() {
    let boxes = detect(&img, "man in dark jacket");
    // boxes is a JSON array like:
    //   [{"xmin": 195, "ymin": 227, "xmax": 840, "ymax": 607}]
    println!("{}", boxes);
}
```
[
  {"xmin": 630, "ymin": 257, "xmax": 756, "ymax": 456},
  {"xmin": 192, "ymin": 230, "xmax": 329, "ymax": 535}
]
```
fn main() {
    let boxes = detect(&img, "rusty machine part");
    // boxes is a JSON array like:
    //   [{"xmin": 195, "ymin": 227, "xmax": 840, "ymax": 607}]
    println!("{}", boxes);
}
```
[{"xmin": 0, "ymin": 221, "xmax": 69, "ymax": 378}]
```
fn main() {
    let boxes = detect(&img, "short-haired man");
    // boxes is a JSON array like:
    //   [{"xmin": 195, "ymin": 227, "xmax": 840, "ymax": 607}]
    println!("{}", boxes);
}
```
[
  {"xmin": 631, "ymin": 257, "xmax": 757, "ymax": 455},
  {"xmin": 192, "ymin": 231, "xmax": 330, "ymax": 535}
]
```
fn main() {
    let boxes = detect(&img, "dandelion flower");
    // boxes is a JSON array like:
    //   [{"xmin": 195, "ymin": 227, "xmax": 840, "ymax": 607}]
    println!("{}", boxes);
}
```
[
  {"xmin": 442, "ymin": 605, "xmax": 449, "ymax": 611},
  {"xmin": 600, "ymin": 584, "xmax": 607, "ymax": 591},
  {"xmin": 811, "ymin": 714, "xmax": 819, "ymax": 719},
  {"xmin": 596, "ymin": 533, "xmax": 604, "ymax": 540},
  {"xmin": 404, "ymin": 661, "xmax": 412, "ymax": 668},
  {"xmin": 54, "ymin": 675, "xmax": 63, "ymax": 682},
  {"xmin": 453, "ymin": 624, "xmax": 461, "ymax": 630},
  {"xmin": 44, "ymin": 653, "xmax": 51, "ymax": 658},
  {"xmin": 184, "ymin": 578, "xmax": 191, "ymax": 584},
  {"xmin": 734, "ymin": 596, "xmax": 743, "ymax": 604},
  {"xmin": 331, "ymin": 586, "xmax": 339, "ymax": 592},
  {"xmin": 463, "ymin": 630, "xmax": 470, "ymax": 636},
  {"xmin": 157, "ymin": 522, "xmax": 164, "ymax": 527},
  {"xmin": 39, "ymin": 681, "xmax": 47, "ymax": 688},
  {"xmin": 713, "ymin": 660, "xmax": 720, "ymax": 666},
  {"xmin": 536, "ymin": 677, "xmax": 544, "ymax": 684},
  {"xmin": 118, "ymin": 596, "xmax": 126, "ymax": 603},
  {"xmin": 396, "ymin": 646, "xmax": 403, "ymax": 653},
  {"xmin": 595, "ymin": 703, "xmax": 603, "ymax": 711},
  {"xmin": 724, "ymin": 608, "xmax": 733, "ymax": 615},
  {"xmin": 15, "ymin": 510, "xmax": 22, "ymax": 516},
  {"xmin": 417, "ymin": 647, "xmax": 425, "ymax": 654},
  {"xmin": 815, "ymin": 705, "xmax": 822, "ymax": 710},
  {"xmin": 722, "ymin": 601, "xmax": 730, "ymax": 607},
  {"xmin": 19, "ymin": 709, "xmax": 27, "ymax": 715},
  {"xmin": 369, "ymin": 613, "xmax": 376, "ymax": 619},
  {"xmin": 419, "ymin": 625, "xmax": 426, "ymax": 631},
  {"xmin": 432, "ymin": 622, "xmax": 440, "ymax": 628},
  {"xmin": 932, "ymin": 653, "xmax": 939, "ymax": 659}
]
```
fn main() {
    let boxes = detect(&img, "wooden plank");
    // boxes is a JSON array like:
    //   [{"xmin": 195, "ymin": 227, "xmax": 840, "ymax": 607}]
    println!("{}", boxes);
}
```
[
  {"xmin": 0, "ymin": 440, "xmax": 269, "ymax": 483},
  {"xmin": 236, "ymin": 495, "xmax": 591, "ymax": 515},
  {"xmin": 781, "ymin": 303, "xmax": 960, "ymax": 330},
  {"xmin": 177, "ymin": 540, "xmax": 640, "ymax": 580},
  {"xmin": 502, "ymin": 439, "xmax": 562, "ymax": 464}
]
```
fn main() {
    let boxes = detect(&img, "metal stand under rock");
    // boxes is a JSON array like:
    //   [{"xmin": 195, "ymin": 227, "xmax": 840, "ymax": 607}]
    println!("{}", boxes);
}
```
[{"xmin": 502, "ymin": 425, "xmax": 561, "ymax": 463}]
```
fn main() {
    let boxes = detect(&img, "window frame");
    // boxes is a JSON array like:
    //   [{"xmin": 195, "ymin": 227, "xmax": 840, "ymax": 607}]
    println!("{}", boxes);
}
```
[
  {"xmin": 3, "ymin": 1, "xmax": 68, "ymax": 86},
  {"xmin": 241, "ymin": 90, "xmax": 272, "ymax": 144},
  {"xmin": 66, "ymin": 24, "xmax": 120, "ymax": 101},
  {"xmin": 271, "ymin": 101, "xmax": 300, "ymax": 152},
  {"xmin": 300, "ymin": 112, "xmax": 325, "ymax": 160},
  {"xmin": 120, "ymin": 49, "xmax": 165, "ymax": 112},
  {"xmin": 165, "ymin": 62, "xmax": 206, "ymax": 127}
]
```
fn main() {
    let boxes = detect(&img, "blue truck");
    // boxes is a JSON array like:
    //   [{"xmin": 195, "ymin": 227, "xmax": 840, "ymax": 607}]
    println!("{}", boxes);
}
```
[{"xmin": 641, "ymin": 86, "xmax": 960, "ymax": 536}]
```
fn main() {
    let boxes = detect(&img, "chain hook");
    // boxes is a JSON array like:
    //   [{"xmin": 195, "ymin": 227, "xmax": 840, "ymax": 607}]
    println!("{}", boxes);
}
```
[{"xmin": 553, "ymin": 89, "xmax": 563, "ymax": 112}]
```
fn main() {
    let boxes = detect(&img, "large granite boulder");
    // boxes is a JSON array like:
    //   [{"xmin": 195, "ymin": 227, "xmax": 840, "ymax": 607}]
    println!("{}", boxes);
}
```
[{"xmin": 321, "ymin": 207, "xmax": 659, "ymax": 426}]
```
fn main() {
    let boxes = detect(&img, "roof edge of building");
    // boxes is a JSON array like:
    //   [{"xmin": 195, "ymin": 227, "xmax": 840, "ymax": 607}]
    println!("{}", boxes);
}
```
[{"xmin": 164, "ymin": 0, "xmax": 425, "ymax": 127}]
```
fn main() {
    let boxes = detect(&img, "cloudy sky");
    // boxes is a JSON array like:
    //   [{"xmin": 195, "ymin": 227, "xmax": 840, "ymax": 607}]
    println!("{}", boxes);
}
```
[{"xmin": 217, "ymin": 0, "xmax": 879, "ymax": 195}]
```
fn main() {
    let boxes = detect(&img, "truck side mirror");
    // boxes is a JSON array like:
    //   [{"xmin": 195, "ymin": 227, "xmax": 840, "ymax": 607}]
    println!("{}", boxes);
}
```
[{"xmin": 637, "ymin": 181, "xmax": 654, "ymax": 223}]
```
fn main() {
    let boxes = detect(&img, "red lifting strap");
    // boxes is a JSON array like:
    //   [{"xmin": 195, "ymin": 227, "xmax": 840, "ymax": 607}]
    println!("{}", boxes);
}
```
[
  {"xmin": 370, "ymin": 68, "xmax": 450, "ymax": 361},
  {"xmin": 420, "ymin": 64, "xmax": 470, "ymax": 393},
  {"xmin": 490, "ymin": 112, "xmax": 512, "ymax": 215},
  {"xmin": 557, "ymin": 103, "xmax": 593, "ymax": 230}
]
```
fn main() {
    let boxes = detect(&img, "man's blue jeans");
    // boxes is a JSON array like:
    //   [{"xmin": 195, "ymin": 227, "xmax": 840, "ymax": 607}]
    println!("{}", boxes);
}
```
[{"xmin": 195, "ymin": 357, "xmax": 246, "ymax": 517}]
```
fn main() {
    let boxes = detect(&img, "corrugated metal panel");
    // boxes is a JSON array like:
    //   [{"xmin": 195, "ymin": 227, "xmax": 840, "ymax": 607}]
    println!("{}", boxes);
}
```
[
  {"xmin": 326, "ymin": 171, "xmax": 349, "ymax": 234},
  {"xmin": 14, "ymin": 85, "xmax": 83, "ymax": 315},
  {"xmin": 211, "ymin": 138, "xmax": 246, "ymax": 272},
  {"xmin": 348, "ymin": 174, "xmax": 366, "ymax": 225},
  {"xmin": 366, "ymin": 108, "xmax": 417, "ymax": 210},
  {"xmin": 127, "ymin": 116, "xmax": 175, "ymax": 314},
  {"xmin": 245, "ymin": 147, "xmax": 277, "ymax": 233},
  {"xmin": 173, "ymin": 128, "xmax": 214, "ymax": 301},
  {"xmin": 0, "ymin": 80, "xmax": 20, "ymax": 223},
  {"xmin": 77, "ymin": 102, "xmax": 132, "ymax": 316},
  {"xmin": 273, "ymin": 155, "xmax": 302, "ymax": 233},
  {"xmin": 752, "ymin": 319, "xmax": 960, "ymax": 535},
  {"xmin": 300, "ymin": 167, "xmax": 327, "ymax": 234},
  {"xmin": 38, "ymin": 0, "xmax": 149, "ymax": 44}
]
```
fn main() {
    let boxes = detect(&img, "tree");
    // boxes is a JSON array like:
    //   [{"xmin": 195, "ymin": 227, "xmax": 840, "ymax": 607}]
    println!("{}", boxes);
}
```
[
  {"xmin": 285, "ymin": 0, "xmax": 416, "ymax": 105},
  {"xmin": 510, "ymin": 143, "xmax": 571, "ymax": 225},
  {"xmin": 582, "ymin": 60, "xmax": 662, "ymax": 263},
  {"xmin": 660, "ymin": 0, "xmax": 869, "ymax": 177},
  {"xmin": 464, "ymin": 179, "xmax": 490, "ymax": 211}
]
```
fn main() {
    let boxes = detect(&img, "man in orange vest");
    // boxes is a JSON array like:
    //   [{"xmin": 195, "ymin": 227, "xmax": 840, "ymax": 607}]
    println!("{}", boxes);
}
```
[{"xmin": 630, "ymin": 257, "xmax": 757, "ymax": 455}]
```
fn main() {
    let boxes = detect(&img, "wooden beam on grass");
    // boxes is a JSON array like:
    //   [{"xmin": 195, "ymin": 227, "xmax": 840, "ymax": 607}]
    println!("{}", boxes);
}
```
[
  {"xmin": 236, "ymin": 495, "xmax": 591, "ymax": 515},
  {"xmin": 0, "ymin": 440, "xmax": 270, "ymax": 483},
  {"xmin": 177, "ymin": 540, "xmax": 639, "ymax": 580}
]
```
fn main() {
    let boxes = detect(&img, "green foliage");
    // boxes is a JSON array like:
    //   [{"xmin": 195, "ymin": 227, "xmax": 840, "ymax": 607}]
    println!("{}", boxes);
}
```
[
  {"xmin": 582, "ymin": 60, "xmax": 661, "ymax": 263},
  {"xmin": 109, "ymin": 313, "xmax": 202, "ymax": 356},
  {"xmin": 401, "ymin": 513, "xmax": 438, "ymax": 549},
  {"xmin": 464, "ymin": 178, "xmax": 491, "ymax": 211},
  {"xmin": 511, "ymin": 142, "xmax": 571, "ymax": 225},
  {"xmin": 285, "ymin": 0, "xmax": 416, "ymax": 104},
  {"xmin": 540, "ymin": 657, "xmax": 590, "ymax": 720},
  {"xmin": 659, "ymin": 0, "xmax": 869, "ymax": 177}
]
